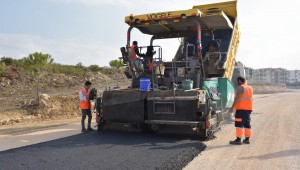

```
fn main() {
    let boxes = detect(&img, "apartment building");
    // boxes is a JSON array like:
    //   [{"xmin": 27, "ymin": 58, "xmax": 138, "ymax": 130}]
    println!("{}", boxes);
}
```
[
  {"xmin": 235, "ymin": 61, "xmax": 296, "ymax": 84},
  {"xmin": 286, "ymin": 70, "xmax": 300, "ymax": 83}
]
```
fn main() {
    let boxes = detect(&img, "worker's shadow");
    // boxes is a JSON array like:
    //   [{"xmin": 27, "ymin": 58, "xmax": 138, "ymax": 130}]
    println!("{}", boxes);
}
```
[{"xmin": 239, "ymin": 149, "xmax": 300, "ymax": 160}]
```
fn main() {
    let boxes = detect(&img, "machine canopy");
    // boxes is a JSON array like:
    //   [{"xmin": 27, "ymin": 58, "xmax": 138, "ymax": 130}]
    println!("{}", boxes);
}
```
[{"xmin": 125, "ymin": 3, "xmax": 236, "ymax": 38}]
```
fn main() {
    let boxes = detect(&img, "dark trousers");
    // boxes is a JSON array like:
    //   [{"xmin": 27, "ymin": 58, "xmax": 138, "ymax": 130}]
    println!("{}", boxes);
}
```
[
  {"xmin": 235, "ymin": 110, "xmax": 252, "ymax": 138},
  {"xmin": 235, "ymin": 110, "xmax": 251, "ymax": 128},
  {"xmin": 81, "ymin": 109, "xmax": 92, "ymax": 129}
]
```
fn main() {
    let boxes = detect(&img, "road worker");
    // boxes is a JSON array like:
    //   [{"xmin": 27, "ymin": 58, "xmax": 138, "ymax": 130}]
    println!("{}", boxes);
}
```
[
  {"xmin": 128, "ymin": 41, "xmax": 147, "ymax": 87},
  {"xmin": 79, "ymin": 81, "xmax": 94, "ymax": 132},
  {"xmin": 229, "ymin": 76, "xmax": 253, "ymax": 145},
  {"xmin": 129, "ymin": 41, "xmax": 146, "ymax": 71}
]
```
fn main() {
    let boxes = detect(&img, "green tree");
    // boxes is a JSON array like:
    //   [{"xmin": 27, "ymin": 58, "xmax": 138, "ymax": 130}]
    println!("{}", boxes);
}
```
[
  {"xmin": 109, "ymin": 59, "xmax": 124, "ymax": 69},
  {"xmin": 109, "ymin": 59, "xmax": 124, "ymax": 89},
  {"xmin": 25, "ymin": 52, "xmax": 53, "ymax": 69},
  {"xmin": 24, "ymin": 52, "xmax": 54, "ymax": 103}
]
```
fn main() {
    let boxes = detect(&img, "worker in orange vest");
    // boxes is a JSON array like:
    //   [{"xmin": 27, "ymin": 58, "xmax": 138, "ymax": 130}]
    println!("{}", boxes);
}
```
[
  {"xmin": 229, "ymin": 77, "xmax": 253, "ymax": 145},
  {"xmin": 128, "ymin": 41, "xmax": 148, "ymax": 87},
  {"xmin": 129, "ymin": 41, "xmax": 139, "ymax": 69},
  {"xmin": 79, "ymin": 81, "xmax": 93, "ymax": 132},
  {"xmin": 129, "ymin": 41, "xmax": 138, "ymax": 60},
  {"xmin": 130, "ymin": 41, "xmax": 155, "ymax": 73},
  {"xmin": 129, "ymin": 41, "xmax": 146, "ymax": 60}
]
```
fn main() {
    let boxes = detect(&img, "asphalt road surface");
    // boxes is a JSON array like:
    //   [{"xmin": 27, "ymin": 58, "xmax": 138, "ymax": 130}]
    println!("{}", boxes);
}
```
[
  {"xmin": 0, "ymin": 131, "xmax": 205, "ymax": 170},
  {"xmin": 1, "ymin": 91, "xmax": 300, "ymax": 170}
]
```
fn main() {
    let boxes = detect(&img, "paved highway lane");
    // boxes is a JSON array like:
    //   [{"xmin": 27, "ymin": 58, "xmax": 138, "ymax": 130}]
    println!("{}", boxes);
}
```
[
  {"xmin": 1, "ymin": 91, "xmax": 299, "ymax": 170},
  {"xmin": 0, "ymin": 131, "xmax": 205, "ymax": 170},
  {"xmin": 185, "ymin": 91, "xmax": 300, "ymax": 170}
]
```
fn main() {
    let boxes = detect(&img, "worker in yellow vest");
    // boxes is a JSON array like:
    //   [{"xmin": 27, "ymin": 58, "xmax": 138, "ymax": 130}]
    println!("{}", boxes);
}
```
[
  {"xmin": 229, "ymin": 77, "xmax": 253, "ymax": 145},
  {"xmin": 79, "ymin": 81, "xmax": 93, "ymax": 132}
]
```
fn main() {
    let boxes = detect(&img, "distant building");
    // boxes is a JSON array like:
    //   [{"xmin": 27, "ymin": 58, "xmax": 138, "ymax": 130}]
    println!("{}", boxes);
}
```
[
  {"xmin": 287, "ymin": 70, "xmax": 300, "ymax": 83},
  {"xmin": 234, "ymin": 62, "xmax": 300, "ymax": 85},
  {"xmin": 252, "ymin": 68, "xmax": 272, "ymax": 83},
  {"xmin": 250, "ymin": 68, "xmax": 287, "ymax": 84},
  {"xmin": 274, "ymin": 68, "xmax": 287, "ymax": 84},
  {"xmin": 296, "ymin": 70, "xmax": 300, "ymax": 82},
  {"xmin": 244, "ymin": 67, "xmax": 253, "ymax": 80}
]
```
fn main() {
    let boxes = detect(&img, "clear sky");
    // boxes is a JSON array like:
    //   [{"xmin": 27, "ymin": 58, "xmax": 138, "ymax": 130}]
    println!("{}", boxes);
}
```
[{"xmin": 0, "ymin": 0, "xmax": 299, "ymax": 69}]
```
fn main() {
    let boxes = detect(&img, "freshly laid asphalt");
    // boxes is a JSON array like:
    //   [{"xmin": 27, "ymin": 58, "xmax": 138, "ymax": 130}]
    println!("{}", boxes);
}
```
[{"xmin": 0, "ymin": 131, "xmax": 205, "ymax": 170}]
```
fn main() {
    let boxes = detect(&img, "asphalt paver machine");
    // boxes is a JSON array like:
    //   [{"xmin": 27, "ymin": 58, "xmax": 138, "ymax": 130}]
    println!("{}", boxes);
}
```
[{"xmin": 98, "ymin": 1, "xmax": 239, "ymax": 137}]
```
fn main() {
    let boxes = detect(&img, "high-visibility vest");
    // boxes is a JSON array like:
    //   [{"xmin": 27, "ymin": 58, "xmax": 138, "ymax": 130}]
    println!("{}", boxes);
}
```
[
  {"xmin": 129, "ymin": 45, "xmax": 138, "ymax": 60},
  {"xmin": 147, "ymin": 60, "xmax": 153, "ymax": 73},
  {"xmin": 235, "ymin": 84, "xmax": 253, "ymax": 110},
  {"xmin": 79, "ymin": 88, "xmax": 91, "ymax": 109}
]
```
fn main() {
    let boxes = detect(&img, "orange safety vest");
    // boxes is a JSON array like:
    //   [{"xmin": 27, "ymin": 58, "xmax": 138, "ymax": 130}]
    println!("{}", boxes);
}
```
[
  {"xmin": 79, "ymin": 88, "xmax": 91, "ymax": 109},
  {"xmin": 129, "ymin": 45, "xmax": 138, "ymax": 60},
  {"xmin": 235, "ymin": 84, "xmax": 253, "ymax": 110},
  {"xmin": 147, "ymin": 60, "xmax": 153, "ymax": 73}
]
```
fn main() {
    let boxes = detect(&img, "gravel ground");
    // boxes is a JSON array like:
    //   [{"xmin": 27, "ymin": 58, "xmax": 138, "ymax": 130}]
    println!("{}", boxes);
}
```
[
  {"xmin": 185, "ymin": 91, "xmax": 300, "ymax": 170},
  {"xmin": 0, "ymin": 131, "xmax": 205, "ymax": 170}
]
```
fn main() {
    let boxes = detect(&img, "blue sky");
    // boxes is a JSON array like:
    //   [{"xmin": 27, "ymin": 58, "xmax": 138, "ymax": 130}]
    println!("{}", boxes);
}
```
[{"xmin": 0, "ymin": 0, "xmax": 300, "ymax": 69}]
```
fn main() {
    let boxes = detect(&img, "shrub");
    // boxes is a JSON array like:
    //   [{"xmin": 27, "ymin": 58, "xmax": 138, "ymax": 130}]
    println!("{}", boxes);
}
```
[
  {"xmin": 50, "ymin": 63, "xmax": 86, "ymax": 76},
  {"xmin": 109, "ymin": 59, "xmax": 124, "ymax": 69},
  {"xmin": 0, "ymin": 57, "xmax": 14, "ymax": 66},
  {"xmin": 13, "ymin": 58, "xmax": 26, "ymax": 68},
  {"xmin": 0, "ymin": 62, "xmax": 6, "ymax": 76},
  {"xmin": 88, "ymin": 65, "xmax": 101, "ymax": 72}
]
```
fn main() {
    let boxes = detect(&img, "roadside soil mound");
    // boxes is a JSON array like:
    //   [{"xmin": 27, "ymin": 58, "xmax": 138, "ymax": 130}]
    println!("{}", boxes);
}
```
[
  {"xmin": 0, "ymin": 66, "xmax": 128, "ymax": 97},
  {"xmin": 0, "ymin": 94, "xmax": 81, "ymax": 126},
  {"xmin": 0, "ymin": 67, "xmax": 130, "ymax": 127}
]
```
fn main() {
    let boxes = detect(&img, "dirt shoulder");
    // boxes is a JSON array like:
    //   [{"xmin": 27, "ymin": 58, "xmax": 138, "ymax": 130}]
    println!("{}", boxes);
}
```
[
  {"xmin": 184, "ymin": 91, "xmax": 300, "ymax": 170},
  {"xmin": 0, "ymin": 66, "xmax": 130, "ymax": 130},
  {"xmin": 0, "ymin": 117, "xmax": 81, "ymax": 138}
]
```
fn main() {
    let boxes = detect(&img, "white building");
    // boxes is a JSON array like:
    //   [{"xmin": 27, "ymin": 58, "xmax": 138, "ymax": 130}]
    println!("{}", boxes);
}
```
[
  {"xmin": 235, "ymin": 62, "xmax": 299, "ymax": 85},
  {"xmin": 244, "ymin": 67, "xmax": 253, "ymax": 80},
  {"xmin": 287, "ymin": 70, "xmax": 300, "ymax": 83},
  {"xmin": 254, "ymin": 68, "xmax": 287, "ymax": 84},
  {"xmin": 297, "ymin": 70, "xmax": 300, "ymax": 82},
  {"xmin": 251, "ymin": 68, "xmax": 268, "ymax": 83}
]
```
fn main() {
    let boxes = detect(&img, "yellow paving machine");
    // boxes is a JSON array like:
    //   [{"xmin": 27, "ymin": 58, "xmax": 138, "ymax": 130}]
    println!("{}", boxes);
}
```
[{"xmin": 98, "ymin": 1, "xmax": 239, "ymax": 137}]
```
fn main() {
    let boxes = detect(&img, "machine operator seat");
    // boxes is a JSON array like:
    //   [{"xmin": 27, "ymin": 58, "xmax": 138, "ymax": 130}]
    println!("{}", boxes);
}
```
[
  {"xmin": 145, "ymin": 46, "xmax": 156, "ymax": 59},
  {"xmin": 120, "ymin": 47, "xmax": 128, "ymax": 63},
  {"xmin": 204, "ymin": 40, "xmax": 226, "ymax": 76},
  {"xmin": 206, "ymin": 40, "xmax": 220, "ymax": 53}
]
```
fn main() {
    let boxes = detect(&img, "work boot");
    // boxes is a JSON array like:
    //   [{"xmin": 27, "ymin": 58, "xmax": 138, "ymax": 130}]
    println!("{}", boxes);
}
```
[
  {"xmin": 81, "ymin": 128, "xmax": 87, "ymax": 133},
  {"xmin": 87, "ymin": 127, "xmax": 94, "ymax": 131},
  {"xmin": 229, "ymin": 138, "xmax": 242, "ymax": 145},
  {"xmin": 243, "ymin": 137, "xmax": 250, "ymax": 144}
]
